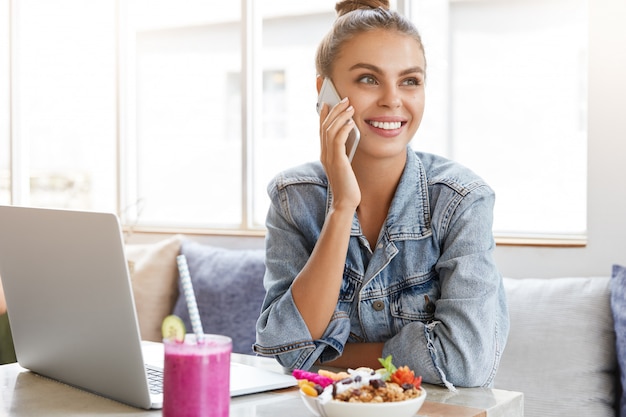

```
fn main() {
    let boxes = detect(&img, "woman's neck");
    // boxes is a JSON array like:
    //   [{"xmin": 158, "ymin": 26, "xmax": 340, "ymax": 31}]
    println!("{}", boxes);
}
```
[{"xmin": 352, "ymin": 151, "xmax": 407, "ymax": 248}]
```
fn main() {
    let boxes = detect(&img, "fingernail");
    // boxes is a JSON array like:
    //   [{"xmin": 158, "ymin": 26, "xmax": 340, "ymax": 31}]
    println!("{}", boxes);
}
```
[
  {"xmin": 340, "ymin": 97, "xmax": 348, "ymax": 103},
  {"xmin": 346, "ymin": 105, "xmax": 354, "ymax": 112}
]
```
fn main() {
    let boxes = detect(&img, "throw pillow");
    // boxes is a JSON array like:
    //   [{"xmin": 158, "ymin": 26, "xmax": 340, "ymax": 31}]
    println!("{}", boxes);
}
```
[
  {"xmin": 611, "ymin": 265, "xmax": 626, "ymax": 417},
  {"xmin": 126, "ymin": 236, "xmax": 182, "ymax": 342},
  {"xmin": 172, "ymin": 240, "xmax": 266, "ymax": 354},
  {"xmin": 494, "ymin": 276, "xmax": 617, "ymax": 417}
]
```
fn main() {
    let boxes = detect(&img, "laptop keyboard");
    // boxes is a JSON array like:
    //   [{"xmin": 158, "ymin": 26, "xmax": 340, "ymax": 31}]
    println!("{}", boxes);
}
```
[{"xmin": 145, "ymin": 366, "xmax": 164, "ymax": 394}]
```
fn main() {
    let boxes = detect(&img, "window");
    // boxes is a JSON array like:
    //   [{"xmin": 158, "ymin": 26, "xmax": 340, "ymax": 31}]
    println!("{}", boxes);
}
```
[
  {"xmin": 411, "ymin": 0, "xmax": 587, "ymax": 238},
  {"xmin": 120, "ymin": 1, "xmax": 340, "ymax": 230},
  {"xmin": 4, "ymin": 0, "xmax": 117, "ymax": 211},
  {"xmin": 2, "ymin": 0, "xmax": 588, "ymax": 242},
  {"xmin": 121, "ymin": 1, "xmax": 244, "ymax": 228},
  {"xmin": 252, "ymin": 4, "xmax": 338, "ymax": 227}
]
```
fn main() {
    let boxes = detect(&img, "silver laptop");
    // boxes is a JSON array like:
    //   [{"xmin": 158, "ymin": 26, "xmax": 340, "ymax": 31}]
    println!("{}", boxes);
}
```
[{"xmin": 0, "ymin": 205, "xmax": 296, "ymax": 409}]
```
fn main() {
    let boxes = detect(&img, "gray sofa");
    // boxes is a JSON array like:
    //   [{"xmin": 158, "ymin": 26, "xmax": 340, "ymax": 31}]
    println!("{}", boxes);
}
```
[{"xmin": 494, "ymin": 276, "xmax": 621, "ymax": 417}]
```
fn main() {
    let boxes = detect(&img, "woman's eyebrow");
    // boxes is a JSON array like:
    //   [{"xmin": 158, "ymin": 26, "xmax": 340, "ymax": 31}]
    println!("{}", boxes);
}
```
[{"xmin": 349, "ymin": 62, "xmax": 425, "ymax": 76}]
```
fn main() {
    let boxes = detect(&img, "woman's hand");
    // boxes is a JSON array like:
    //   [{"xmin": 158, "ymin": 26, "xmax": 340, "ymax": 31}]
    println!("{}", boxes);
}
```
[{"xmin": 319, "ymin": 98, "xmax": 361, "ymax": 211}]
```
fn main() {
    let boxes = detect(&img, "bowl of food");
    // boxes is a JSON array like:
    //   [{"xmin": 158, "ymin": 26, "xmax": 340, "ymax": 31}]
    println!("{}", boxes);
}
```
[{"xmin": 295, "ymin": 356, "xmax": 427, "ymax": 417}]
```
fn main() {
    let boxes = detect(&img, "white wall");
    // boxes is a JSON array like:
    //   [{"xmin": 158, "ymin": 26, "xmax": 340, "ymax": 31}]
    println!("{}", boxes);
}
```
[{"xmin": 494, "ymin": 0, "xmax": 626, "ymax": 278}]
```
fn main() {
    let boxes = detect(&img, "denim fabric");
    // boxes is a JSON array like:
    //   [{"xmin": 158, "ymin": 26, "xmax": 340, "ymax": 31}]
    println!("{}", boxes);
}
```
[{"xmin": 254, "ymin": 148, "xmax": 509, "ymax": 388}]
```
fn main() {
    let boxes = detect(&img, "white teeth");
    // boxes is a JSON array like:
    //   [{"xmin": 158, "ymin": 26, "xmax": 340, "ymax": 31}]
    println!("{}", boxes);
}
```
[{"xmin": 369, "ymin": 121, "xmax": 402, "ymax": 130}]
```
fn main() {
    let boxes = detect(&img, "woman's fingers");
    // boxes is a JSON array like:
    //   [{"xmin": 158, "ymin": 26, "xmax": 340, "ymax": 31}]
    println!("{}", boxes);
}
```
[
  {"xmin": 318, "ymin": 98, "xmax": 360, "ymax": 209},
  {"xmin": 319, "ymin": 98, "xmax": 354, "ymax": 164}
]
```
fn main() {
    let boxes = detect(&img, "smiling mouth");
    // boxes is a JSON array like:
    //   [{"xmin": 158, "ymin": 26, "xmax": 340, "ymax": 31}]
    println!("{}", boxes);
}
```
[{"xmin": 367, "ymin": 120, "xmax": 404, "ymax": 130}]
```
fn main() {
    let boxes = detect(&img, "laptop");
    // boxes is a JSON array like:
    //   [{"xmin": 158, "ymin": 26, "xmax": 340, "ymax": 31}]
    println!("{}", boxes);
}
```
[{"xmin": 0, "ymin": 205, "xmax": 296, "ymax": 409}]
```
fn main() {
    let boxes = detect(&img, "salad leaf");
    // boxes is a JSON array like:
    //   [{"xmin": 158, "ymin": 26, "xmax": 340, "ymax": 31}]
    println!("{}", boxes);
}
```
[{"xmin": 377, "ymin": 354, "xmax": 397, "ymax": 377}]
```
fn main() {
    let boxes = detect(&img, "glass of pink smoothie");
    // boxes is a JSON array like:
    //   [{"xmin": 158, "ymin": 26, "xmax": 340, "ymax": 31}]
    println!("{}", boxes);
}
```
[{"xmin": 163, "ymin": 334, "xmax": 232, "ymax": 417}]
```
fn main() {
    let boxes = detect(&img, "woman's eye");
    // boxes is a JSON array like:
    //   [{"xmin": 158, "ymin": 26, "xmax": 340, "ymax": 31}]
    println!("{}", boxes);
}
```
[
  {"xmin": 402, "ymin": 77, "xmax": 422, "ymax": 86},
  {"xmin": 358, "ymin": 75, "xmax": 377, "ymax": 85}
]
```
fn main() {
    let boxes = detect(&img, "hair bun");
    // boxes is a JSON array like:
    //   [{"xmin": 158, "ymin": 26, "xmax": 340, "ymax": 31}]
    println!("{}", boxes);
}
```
[{"xmin": 335, "ymin": 0, "xmax": 390, "ymax": 17}]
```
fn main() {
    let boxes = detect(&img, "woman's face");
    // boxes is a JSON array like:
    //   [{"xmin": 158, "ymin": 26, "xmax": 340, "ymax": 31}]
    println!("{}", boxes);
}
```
[{"xmin": 329, "ymin": 29, "xmax": 426, "ymax": 161}]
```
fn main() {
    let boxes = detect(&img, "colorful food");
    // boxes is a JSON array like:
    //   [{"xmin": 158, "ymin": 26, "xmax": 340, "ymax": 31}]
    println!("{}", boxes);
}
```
[
  {"xmin": 294, "ymin": 355, "xmax": 422, "ymax": 404},
  {"xmin": 391, "ymin": 366, "xmax": 423, "ymax": 388},
  {"xmin": 293, "ymin": 369, "xmax": 334, "ymax": 388}
]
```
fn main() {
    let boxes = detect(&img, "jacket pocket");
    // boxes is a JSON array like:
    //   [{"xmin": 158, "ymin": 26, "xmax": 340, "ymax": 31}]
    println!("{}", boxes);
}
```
[
  {"xmin": 338, "ymin": 266, "xmax": 362, "ymax": 303},
  {"xmin": 389, "ymin": 269, "xmax": 440, "ymax": 329}
]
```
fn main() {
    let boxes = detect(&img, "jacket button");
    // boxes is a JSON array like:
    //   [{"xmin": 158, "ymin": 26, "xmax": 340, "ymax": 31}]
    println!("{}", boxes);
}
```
[{"xmin": 373, "ymin": 300, "xmax": 385, "ymax": 311}]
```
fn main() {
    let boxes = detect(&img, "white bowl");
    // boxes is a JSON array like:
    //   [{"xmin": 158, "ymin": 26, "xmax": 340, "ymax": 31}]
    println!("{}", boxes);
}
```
[{"xmin": 299, "ymin": 386, "xmax": 427, "ymax": 417}]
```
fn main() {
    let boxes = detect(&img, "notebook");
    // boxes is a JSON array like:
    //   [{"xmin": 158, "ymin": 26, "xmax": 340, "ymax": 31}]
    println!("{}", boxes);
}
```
[{"xmin": 0, "ymin": 205, "xmax": 296, "ymax": 409}]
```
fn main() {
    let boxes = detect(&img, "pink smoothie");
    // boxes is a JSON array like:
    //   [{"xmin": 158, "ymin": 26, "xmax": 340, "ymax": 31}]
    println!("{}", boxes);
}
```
[{"xmin": 163, "ymin": 335, "xmax": 232, "ymax": 417}]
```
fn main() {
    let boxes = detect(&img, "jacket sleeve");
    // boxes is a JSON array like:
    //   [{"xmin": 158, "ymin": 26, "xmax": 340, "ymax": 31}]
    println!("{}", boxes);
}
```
[
  {"xmin": 253, "ymin": 177, "xmax": 351, "ymax": 370},
  {"xmin": 382, "ymin": 183, "xmax": 509, "ymax": 388}
]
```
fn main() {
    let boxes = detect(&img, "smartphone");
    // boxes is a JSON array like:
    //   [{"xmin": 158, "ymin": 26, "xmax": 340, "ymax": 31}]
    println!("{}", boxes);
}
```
[{"xmin": 316, "ymin": 78, "xmax": 361, "ymax": 162}]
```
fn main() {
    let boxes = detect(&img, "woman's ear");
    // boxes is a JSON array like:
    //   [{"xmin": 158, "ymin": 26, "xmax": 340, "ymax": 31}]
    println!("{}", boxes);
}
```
[{"xmin": 316, "ymin": 76, "xmax": 324, "ymax": 94}]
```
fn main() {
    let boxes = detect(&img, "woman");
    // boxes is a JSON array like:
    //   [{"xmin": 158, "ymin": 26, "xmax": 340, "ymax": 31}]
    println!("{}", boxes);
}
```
[{"xmin": 254, "ymin": 0, "xmax": 509, "ymax": 389}]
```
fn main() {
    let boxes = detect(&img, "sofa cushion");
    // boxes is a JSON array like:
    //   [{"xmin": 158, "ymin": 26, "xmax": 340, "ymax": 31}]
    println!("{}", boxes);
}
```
[
  {"xmin": 126, "ymin": 236, "xmax": 182, "ymax": 342},
  {"xmin": 611, "ymin": 265, "xmax": 626, "ymax": 417},
  {"xmin": 172, "ymin": 240, "xmax": 266, "ymax": 354},
  {"xmin": 494, "ymin": 277, "xmax": 618, "ymax": 417}
]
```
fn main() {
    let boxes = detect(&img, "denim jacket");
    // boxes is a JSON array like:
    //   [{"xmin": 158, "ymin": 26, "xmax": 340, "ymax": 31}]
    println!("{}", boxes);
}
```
[{"xmin": 254, "ymin": 148, "xmax": 509, "ymax": 388}]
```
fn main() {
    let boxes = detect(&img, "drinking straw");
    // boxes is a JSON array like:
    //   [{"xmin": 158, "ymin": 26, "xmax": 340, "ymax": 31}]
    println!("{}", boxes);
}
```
[{"xmin": 176, "ymin": 254, "xmax": 204, "ymax": 343}]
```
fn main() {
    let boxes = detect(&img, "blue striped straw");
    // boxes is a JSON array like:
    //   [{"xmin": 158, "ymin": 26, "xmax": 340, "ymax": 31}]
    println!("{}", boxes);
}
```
[{"xmin": 176, "ymin": 254, "xmax": 204, "ymax": 343}]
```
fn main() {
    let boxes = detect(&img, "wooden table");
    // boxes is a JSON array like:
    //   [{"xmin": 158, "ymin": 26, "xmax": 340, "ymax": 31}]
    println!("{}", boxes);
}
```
[{"xmin": 0, "ymin": 351, "xmax": 523, "ymax": 417}]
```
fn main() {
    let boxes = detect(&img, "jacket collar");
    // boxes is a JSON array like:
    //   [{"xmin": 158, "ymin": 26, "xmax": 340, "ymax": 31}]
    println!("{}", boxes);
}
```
[{"xmin": 325, "ymin": 148, "xmax": 432, "ymax": 241}]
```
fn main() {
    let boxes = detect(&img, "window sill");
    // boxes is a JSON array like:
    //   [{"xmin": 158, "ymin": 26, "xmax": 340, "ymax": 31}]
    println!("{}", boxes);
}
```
[
  {"xmin": 124, "ymin": 226, "xmax": 587, "ymax": 248},
  {"xmin": 494, "ymin": 234, "xmax": 586, "ymax": 248}
]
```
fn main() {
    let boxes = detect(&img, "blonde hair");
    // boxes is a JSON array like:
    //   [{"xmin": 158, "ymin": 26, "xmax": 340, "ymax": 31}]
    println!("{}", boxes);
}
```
[{"xmin": 315, "ymin": 0, "xmax": 425, "ymax": 78}]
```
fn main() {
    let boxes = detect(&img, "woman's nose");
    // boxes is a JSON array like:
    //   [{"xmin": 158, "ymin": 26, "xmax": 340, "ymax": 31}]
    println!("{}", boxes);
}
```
[{"xmin": 377, "ymin": 85, "xmax": 402, "ymax": 108}]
